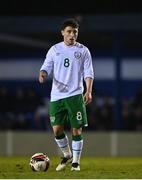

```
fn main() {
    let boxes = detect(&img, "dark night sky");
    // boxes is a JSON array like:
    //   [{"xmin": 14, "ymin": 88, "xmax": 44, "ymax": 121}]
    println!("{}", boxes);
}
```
[{"xmin": 0, "ymin": 0, "xmax": 141, "ymax": 15}]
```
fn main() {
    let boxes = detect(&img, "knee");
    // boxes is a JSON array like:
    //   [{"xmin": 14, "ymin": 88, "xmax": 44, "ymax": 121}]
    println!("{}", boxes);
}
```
[
  {"xmin": 53, "ymin": 125, "xmax": 64, "ymax": 137},
  {"xmin": 72, "ymin": 128, "xmax": 82, "ymax": 136}
]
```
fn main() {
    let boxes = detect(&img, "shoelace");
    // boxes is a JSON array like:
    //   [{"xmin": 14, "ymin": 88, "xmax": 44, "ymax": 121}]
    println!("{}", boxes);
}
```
[{"xmin": 61, "ymin": 157, "xmax": 69, "ymax": 164}]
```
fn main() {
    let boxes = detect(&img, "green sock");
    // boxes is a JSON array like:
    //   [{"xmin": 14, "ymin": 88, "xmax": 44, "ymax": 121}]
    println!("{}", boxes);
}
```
[
  {"xmin": 72, "ymin": 135, "xmax": 82, "ymax": 141},
  {"xmin": 55, "ymin": 133, "xmax": 65, "ymax": 140}
]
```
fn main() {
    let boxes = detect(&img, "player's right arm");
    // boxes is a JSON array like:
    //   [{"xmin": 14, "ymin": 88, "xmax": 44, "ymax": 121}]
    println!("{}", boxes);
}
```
[
  {"xmin": 39, "ymin": 47, "xmax": 54, "ymax": 83},
  {"xmin": 39, "ymin": 70, "xmax": 47, "ymax": 83}
]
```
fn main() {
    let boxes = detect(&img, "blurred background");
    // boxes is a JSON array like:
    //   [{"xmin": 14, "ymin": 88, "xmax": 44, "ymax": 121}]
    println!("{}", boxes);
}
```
[{"xmin": 0, "ymin": 0, "xmax": 142, "ymax": 156}]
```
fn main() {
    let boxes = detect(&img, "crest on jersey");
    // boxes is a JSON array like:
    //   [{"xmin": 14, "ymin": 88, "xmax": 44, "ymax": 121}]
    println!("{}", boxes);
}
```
[{"xmin": 74, "ymin": 51, "xmax": 81, "ymax": 59}]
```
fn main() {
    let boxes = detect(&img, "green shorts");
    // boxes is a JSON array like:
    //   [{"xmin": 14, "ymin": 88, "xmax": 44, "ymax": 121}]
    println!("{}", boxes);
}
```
[{"xmin": 49, "ymin": 94, "xmax": 88, "ymax": 128}]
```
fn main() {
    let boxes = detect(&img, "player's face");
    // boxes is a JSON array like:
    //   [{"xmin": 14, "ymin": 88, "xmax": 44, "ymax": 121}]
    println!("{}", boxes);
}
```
[{"xmin": 61, "ymin": 26, "xmax": 78, "ymax": 46}]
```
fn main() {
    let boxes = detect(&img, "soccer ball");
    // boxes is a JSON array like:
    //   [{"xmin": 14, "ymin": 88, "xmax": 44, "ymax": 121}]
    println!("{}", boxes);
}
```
[{"xmin": 29, "ymin": 153, "xmax": 50, "ymax": 172}]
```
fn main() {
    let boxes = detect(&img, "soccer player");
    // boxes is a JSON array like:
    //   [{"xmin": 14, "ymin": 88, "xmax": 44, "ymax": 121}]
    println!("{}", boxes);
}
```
[{"xmin": 39, "ymin": 18, "xmax": 94, "ymax": 171}]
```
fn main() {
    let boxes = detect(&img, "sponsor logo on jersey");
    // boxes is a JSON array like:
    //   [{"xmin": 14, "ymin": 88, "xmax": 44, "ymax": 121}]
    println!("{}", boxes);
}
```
[{"xmin": 56, "ymin": 52, "xmax": 60, "ymax": 56}]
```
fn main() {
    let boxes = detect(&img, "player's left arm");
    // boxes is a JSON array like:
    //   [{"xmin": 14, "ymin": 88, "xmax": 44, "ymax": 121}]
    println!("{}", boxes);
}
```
[
  {"xmin": 84, "ymin": 77, "xmax": 94, "ymax": 105},
  {"xmin": 83, "ymin": 47, "xmax": 94, "ymax": 105}
]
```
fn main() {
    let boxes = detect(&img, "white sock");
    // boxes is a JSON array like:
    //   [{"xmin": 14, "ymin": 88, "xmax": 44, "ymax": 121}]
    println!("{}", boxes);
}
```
[
  {"xmin": 72, "ymin": 139, "xmax": 83, "ymax": 164},
  {"xmin": 55, "ymin": 135, "xmax": 72, "ymax": 158}
]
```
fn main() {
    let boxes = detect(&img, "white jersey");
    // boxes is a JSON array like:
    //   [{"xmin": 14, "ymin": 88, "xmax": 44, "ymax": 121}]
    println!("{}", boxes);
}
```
[{"xmin": 40, "ymin": 42, "xmax": 94, "ymax": 101}]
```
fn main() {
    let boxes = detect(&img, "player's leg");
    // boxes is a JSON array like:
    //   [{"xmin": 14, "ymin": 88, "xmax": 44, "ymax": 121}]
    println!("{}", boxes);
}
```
[
  {"xmin": 49, "ymin": 100, "xmax": 72, "ymax": 171},
  {"xmin": 71, "ymin": 127, "xmax": 83, "ymax": 171},
  {"xmin": 53, "ymin": 125, "xmax": 72, "ymax": 171},
  {"xmin": 53, "ymin": 125, "xmax": 72, "ymax": 159},
  {"xmin": 65, "ymin": 94, "xmax": 88, "ymax": 171}
]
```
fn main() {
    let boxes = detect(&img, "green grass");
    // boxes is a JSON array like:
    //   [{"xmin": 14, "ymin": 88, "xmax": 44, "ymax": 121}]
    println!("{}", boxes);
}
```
[{"xmin": 0, "ymin": 156, "xmax": 142, "ymax": 179}]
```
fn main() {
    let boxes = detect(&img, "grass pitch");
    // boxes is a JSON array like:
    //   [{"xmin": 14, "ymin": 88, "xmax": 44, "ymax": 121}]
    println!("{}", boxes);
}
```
[{"xmin": 0, "ymin": 156, "xmax": 142, "ymax": 179}]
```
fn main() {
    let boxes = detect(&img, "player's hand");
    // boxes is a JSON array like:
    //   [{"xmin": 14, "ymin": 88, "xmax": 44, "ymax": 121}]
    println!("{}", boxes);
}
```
[
  {"xmin": 83, "ymin": 92, "xmax": 92, "ymax": 105},
  {"xmin": 39, "ymin": 71, "xmax": 47, "ymax": 83}
]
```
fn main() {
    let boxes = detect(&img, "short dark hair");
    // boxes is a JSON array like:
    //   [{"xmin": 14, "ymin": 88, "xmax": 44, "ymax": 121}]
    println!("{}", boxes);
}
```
[{"xmin": 61, "ymin": 18, "xmax": 79, "ymax": 30}]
